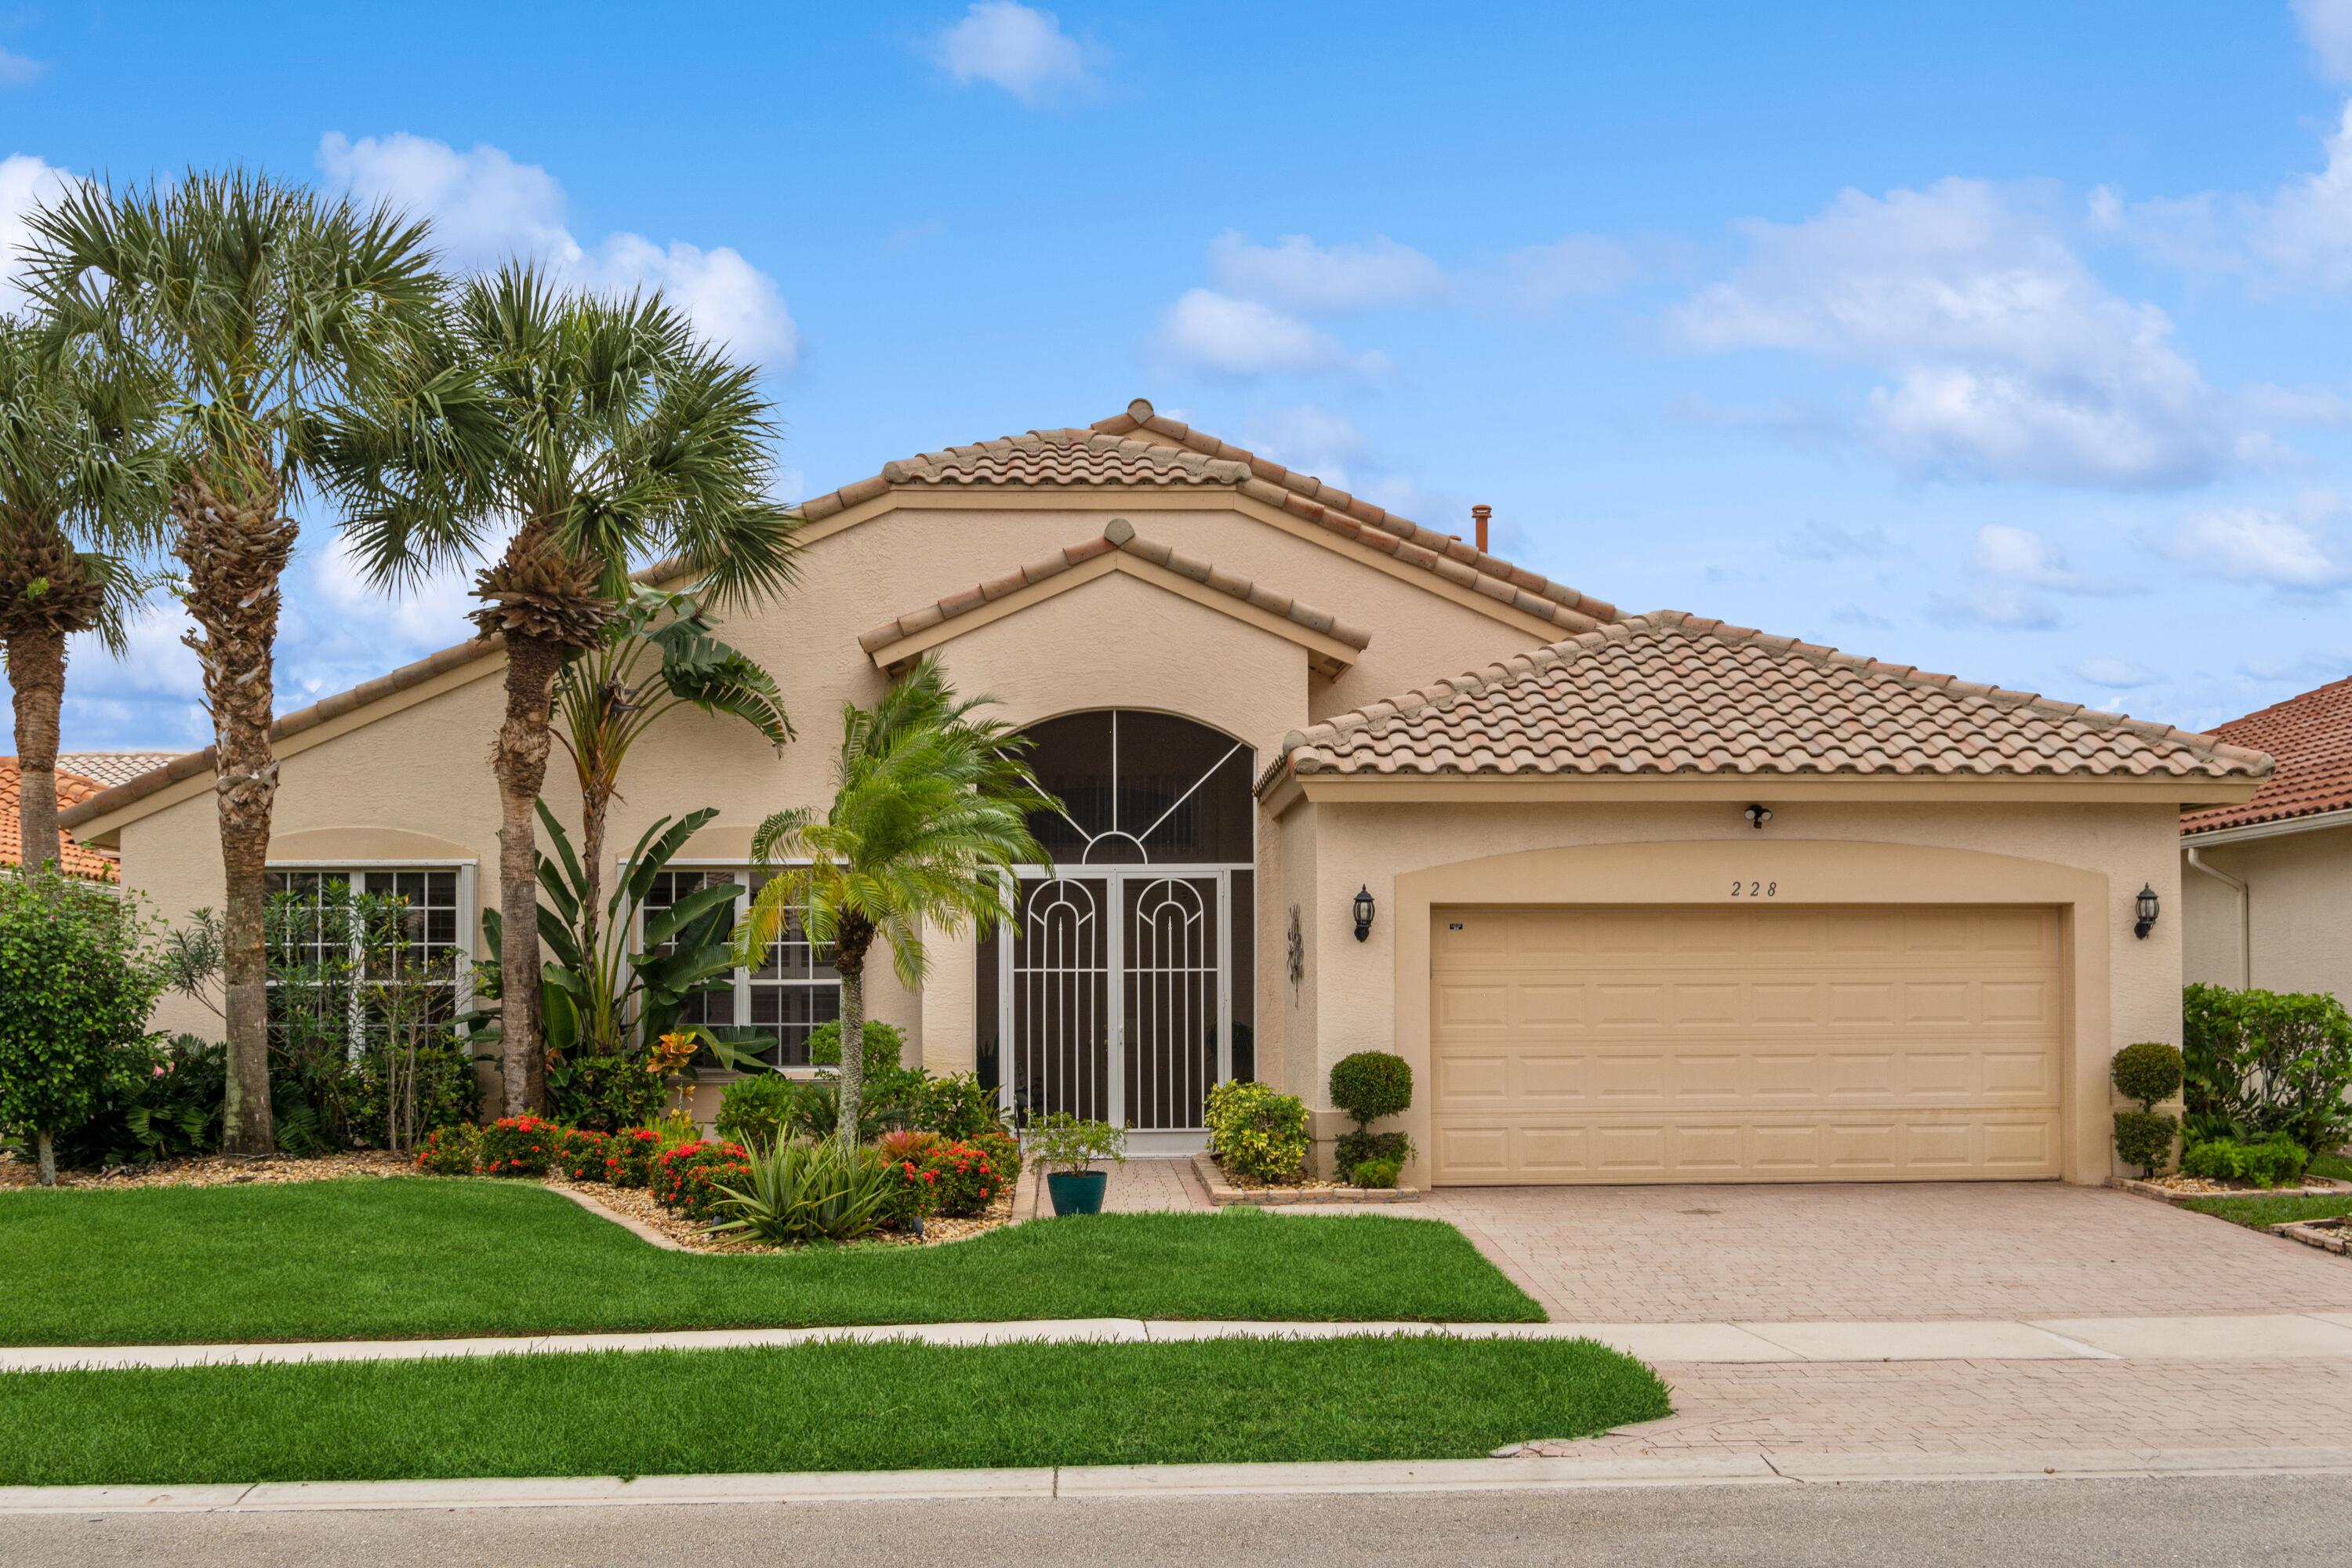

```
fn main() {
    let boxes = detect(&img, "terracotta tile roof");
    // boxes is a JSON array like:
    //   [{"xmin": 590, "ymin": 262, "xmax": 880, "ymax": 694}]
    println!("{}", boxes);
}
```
[
  {"xmin": 2180, "ymin": 673, "xmax": 2352, "ymax": 835},
  {"xmin": 1266, "ymin": 612, "xmax": 2273, "ymax": 789},
  {"xmin": 56, "ymin": 752, "xmax": 184, "ymax": 789},
  {"xmin": 857, "ymin": 518, "xmax": 1373, "ymax": 663},
  {"xmin": 58, "ymin": 635, "xmax": 501, "ymax": 831},
  {"xmin": 801, "ymin": 399, "xmax": 1619, "ymax": 634},
  {"xmin": 0, "ymin": 759, "xmax": 118, "ymax": 880}
]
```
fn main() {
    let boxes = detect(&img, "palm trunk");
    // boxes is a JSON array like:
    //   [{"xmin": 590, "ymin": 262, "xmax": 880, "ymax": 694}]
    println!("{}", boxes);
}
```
[
  {"xmin": 494, "ymin": 631, "xmax": 564, "ymax": 1115},
  {"xmin": 6, "ymin": 624, "xmax": 66, "ymax": 873},
  {"xmin": 34, "ymin": 1129, "xmax": 54, "ymax": 1186},
  {"xmin": 179, "ymin": 475, "xmax": 294, "ymax": 1156},
  {"xmin": 578, "ymin": 774, "xmax": 612, "ymax": 1032},
  {"xmin": 833, "ymin": 917, "xmax": 873, "ymax": 1153}
]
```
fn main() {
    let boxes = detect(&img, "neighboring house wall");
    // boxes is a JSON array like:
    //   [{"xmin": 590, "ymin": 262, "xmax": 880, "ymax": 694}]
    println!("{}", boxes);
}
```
[
  {"xmin": 1276, "ymin": 795, "xmax": 2185, "ymax": 1186},
  {"xmin": 2181, "ymin": 823, "xmax": 2352, "ymax": 999}
]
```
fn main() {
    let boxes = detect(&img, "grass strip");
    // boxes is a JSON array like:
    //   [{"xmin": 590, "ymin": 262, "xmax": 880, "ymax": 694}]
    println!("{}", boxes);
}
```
[
  {"xmin": 0, "ymin": 1335, "xmax": 1666, "ymax": 1487},
  {"xmin": 2183, "ymin": 1191, "xmax": 2352, "ymax": 1230},
  {"xmin": 0, "ymin": 1179, "xmax": 1541, "ymax": 1346}
]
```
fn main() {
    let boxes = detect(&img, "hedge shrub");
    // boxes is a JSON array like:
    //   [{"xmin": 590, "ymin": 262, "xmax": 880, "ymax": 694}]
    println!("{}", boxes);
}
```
[
  {"xmin": 2181, "ymin": 1132, "xmax": 2310, "ymax": 1189},
  {"xmin": 1329, "ymin": 1051, "xmax": 1413, "ymax": 1127},
  {"xmin": 1336, "ymin": 1129, "xmax": 1412, "ymax": 1173},
  {"xmin": 1204, "ymin": 1080, "xmax": 1309, "ymax": 1184},
  {"xmin": 2182, "ymin": 984, "xmax": 2352, "ymax": 1152},
  {"xmin": 806, "ymin": 1018, "xmax": 906, "ymax": 1080},
  {"xmin": 715, "ymin": 1073, "xmax": 800, "ymax": 1147},
  {"xmin": 476, "ymin": 1114, "xmax": 561, "ymax": 1177}
]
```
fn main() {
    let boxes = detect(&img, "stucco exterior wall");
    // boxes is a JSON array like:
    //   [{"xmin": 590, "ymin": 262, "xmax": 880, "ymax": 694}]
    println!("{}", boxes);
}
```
[
  {"xmin": 103, "ymin": 487, "xmax": 1567, "ymax": 1066},
  {"xmin": 1277, "ymin": 794, "xmax": 2186, "ymax": 1186},
  {"xmin": 2181, "ymin": 823, "xmax": 2352, "ymax": 999}
]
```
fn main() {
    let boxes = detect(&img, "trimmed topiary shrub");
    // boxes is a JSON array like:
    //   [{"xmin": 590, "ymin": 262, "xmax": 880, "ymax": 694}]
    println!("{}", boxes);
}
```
[
  {"xmin": 1330, "ymin": 1051, "xmax": 1413, "ymax": 1127},
  {"xmin": 2112, "ymin": 1109, "xmax": 2177, "ymax": 1178},
  {"xmin": 1335, "ymin": 1129, "xmax": 1412, "ymax": 1173},
  {"xmin": 1203, "ymin": 1079, "xmax": 1310, "ymax": 1184},
  {"xmin": 2111, "ymin": 1042, "xmax": 2184, "ymax": 1110}
]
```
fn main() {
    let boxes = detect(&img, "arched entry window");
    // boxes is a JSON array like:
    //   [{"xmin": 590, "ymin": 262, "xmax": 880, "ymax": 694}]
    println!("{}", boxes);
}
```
[{"xmin": 978, "ymin": 710, "xmax": 1255, "ymax": 1145}]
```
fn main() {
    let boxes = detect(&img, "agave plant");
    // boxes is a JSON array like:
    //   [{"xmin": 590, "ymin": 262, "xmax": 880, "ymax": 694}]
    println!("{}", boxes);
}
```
[{"xmin": 706, "ymin": 1137, "xmax": 896, "ymax": 1244}]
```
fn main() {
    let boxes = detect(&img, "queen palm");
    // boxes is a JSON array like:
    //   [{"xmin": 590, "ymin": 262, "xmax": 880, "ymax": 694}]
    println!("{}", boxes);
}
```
[
  {"xmin": 0, "ymin": 316, "xmax": 169, "ymax": 873},
  {"xmin": 739, "ymin": 658, "xmax": 1054, "ymax": 1151},
  {"xmin": 23, "ymin": 173, "xmax": 448, "ymax": 1152},
  {"xmin": 326, "ymin": 266, "xmax": 797, "ymax": 1114}
]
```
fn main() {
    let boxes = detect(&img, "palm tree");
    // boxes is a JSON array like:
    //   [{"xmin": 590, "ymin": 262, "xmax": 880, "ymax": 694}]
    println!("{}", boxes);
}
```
[
  {"xmin": 22, "ymin": 172, "xmax": 448, "ymax": 1152},
  {"xmin": 324, "ymin": 266, "xmax": 797, "ymax": 1114},
  {"xmin": 0, "ymin": 316, "xmax": 169, "ymax": 873},
  {"xmin": 739, "ymin": 658, "xmax": 1054, "ymax": 1150},
  {"xmin": 555, "ymin": 581, "xmax": 791, "ymax": 964}
]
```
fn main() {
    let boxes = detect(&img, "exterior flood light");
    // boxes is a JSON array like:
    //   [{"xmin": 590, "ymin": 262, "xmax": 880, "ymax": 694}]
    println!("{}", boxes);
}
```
[
  {"xmin": 1744, "ymin": 803, "xmax": 1773, "ymax": 830},
  {"xmin": 1352, "ymin": 884, "xmax": 1376, "ymax": 942},
  {"xmin": 2134, "ymin": 884, "xmax": 2160, "ymax": 940}
]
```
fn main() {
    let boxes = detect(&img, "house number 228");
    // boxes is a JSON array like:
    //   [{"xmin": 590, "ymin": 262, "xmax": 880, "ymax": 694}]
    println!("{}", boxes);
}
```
[{"xmin": 1730, "ymin": 880, "xmax": 1777, "ymax": 897}]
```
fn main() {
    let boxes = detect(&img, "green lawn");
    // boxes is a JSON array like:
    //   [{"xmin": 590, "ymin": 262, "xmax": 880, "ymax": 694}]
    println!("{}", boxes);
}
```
[
  {"xmin": 0, "ymin": 1335, "xmax": 1665, "ymax": 1486},
  {"xmin": 2309, "ymin": 1149, "xmax": 2352, "ymax": 1183},
  {"xmin": 0, "ymin": 1178, "xmax": 1541, "ymax": 1345},
  {"xmin": 2183, "ymin": 1191, "xmax": 2352, "ymax": 1229}
]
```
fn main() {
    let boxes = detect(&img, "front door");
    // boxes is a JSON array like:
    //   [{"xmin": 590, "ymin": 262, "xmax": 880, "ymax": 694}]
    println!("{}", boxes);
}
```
[{"xmin": 1002, "ymin": 868, "xmax": 1233, "ymax": 1140}]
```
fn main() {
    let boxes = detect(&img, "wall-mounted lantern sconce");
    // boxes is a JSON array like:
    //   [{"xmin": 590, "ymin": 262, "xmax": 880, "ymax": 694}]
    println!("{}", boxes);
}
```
[
  {"xmin": 1352, "ymin": 884, "xmax": 1376, "ymax": 942},
  {"xmin": 1744, "ymin": 803, "xmax": 1773, "ymax": 830},
  {"xmin": 2134, "ymin": 884, "xmax": 2160, "ymax": 940}
]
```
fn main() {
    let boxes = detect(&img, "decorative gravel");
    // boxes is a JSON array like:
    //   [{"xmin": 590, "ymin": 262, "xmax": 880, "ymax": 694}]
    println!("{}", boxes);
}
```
[
  {"xmin": 543, "ymin": 1174, "xmax": 1018, "ymax": 1254},
  {"xmin": 0, "ymin": 1149, "xmax": 414, "ymax": 1190}
]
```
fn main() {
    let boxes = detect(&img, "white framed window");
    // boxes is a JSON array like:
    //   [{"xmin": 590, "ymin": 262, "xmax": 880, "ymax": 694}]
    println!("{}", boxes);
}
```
[
  {"xmin": 642, "ymin": 866, "xmax": 840, "ymax": 1069},
  {"xmin": 264, "ymin": 862, "xmax": 475, "ymax": 1054}
]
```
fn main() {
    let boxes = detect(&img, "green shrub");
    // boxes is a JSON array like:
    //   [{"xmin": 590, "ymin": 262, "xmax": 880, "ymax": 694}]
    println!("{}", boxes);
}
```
[
  {"xmin": 2182, "ymin": 984, "xmax": 2352, "ymax": 1153},
  {"xmin": 706, "ymin": 1138, "xmax": 896, "ymax": 1243},
  {"xmin": 54, "ymin": 1034, "xmax": 223, "ymax": 1170},
  {"xmin": 789, "ymin": 1071, "xmax": 920, "ymax": 1143},
  {"xmin": 2181, "ymin": 1132, "xmax": 2310, "ymax": 1189},
  {"xmin": 2112, "ymin": 1109, "xmax": 2177, "ymax": 1178},
  {"xmin": 602, "ymin": 1126, "xmax": 669, "ymax": 1187},
  {"xmin": 651, "ymin": 1138, "xmax": 754, "ymax": 1219},
  {"xmin": 555, "ymin": 1127, "xmax": 612, "ymax": 1181},
  {"xmin": 350, "ymin": 1033, "xmax": 483, "ymax": 1149},
  {"xmin": 415, "ymin": 1123, "xmax": 481, "ymax": 1175},
  {"xmin": 2111, "ymin": 1041, "xmax": 2183, "ymax": 1109},
  {"xmin": 1351, "ymin": 1156, "xmax": 1404, "ymax": 1189},
  {"xmin": 715, "ymin": 1073, "xmax": 800, "ymax": 1146},
  {"xmin": 476, "ymin": 1114, "xmax": 561, "ymax": 1177},
  {"xmin": 1335, "ymin": 1129, "xmax": 1412, "ymax": 1173},
  {"xmin": 806, "ymin": 1018, "xmax": 905, "ymax": 1080},
  {"xmin": 549, "ymin": 1052, "xmax": 667, "ymax": 1134},
  {"xmin": 910, "ymin": 1071, "xmax": 1007, "ymax": 1139},
  {"xmin": 0, "ymin": 867, "xmax": 170, "ymax": 1184},
  {"xmin": 1025, "ymin": 1112, "xmax": 1126, "ymax": 1175},
  {"xmin": 1329, "ymin": 1051, "xmax": 1413, "ymax": 1126},
  {"xmin": 1203, "ymin": 1080, "xmax": 1309, "ymax": 1184}
]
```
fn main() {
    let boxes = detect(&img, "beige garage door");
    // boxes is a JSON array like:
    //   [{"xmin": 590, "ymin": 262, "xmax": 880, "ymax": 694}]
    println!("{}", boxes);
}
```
[{"xmin": 1428, "ymin": 906, "xmax": 2063, "ymax": 1185}]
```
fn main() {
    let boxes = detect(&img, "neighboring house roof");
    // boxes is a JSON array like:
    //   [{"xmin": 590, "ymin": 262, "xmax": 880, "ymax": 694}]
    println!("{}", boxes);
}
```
[
  {"xmin": 56, "ymin": 752, "xmax": 183, "ymax": 789},
  {"xmin": 1264, "ymin": 612, "xmax": 2273, "ymax": 789},
  {"xmin": 801, "ymin": 399, "xmax": 1621, "ymax": 633},
  {"xmin": 2180, "ymin": 672, "xmax": 2352, "ymax": 836},
  {"xmin": 858, "ymin": 517, "xmax": 1373, "ymax": 677},
  {"xmin": 0, "ymin": 759, "xmax": 119, "ymax": 880}
]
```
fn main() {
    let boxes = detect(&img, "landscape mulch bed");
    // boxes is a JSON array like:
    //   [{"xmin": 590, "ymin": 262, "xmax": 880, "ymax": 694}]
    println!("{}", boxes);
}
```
[
  {"xmin": 0, "ymin": 1149, "xmax": 414, "ymax": 1190},
  {"xmin": 544, "ymin": 1174, "xmax": 1017, "ymax": 1254}
]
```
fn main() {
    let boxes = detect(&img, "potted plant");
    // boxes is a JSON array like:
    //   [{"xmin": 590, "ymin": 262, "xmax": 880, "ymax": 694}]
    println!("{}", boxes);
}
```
[{"xmin": 1028, "ymin": 1111, "xmax": 1127, "ymax": 1216}]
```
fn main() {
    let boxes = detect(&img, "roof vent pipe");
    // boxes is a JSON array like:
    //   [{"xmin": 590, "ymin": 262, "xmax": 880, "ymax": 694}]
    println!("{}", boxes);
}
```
[{"xmin": 1472, "ymin": 504, "xmax": 1491, "ymax": 554}]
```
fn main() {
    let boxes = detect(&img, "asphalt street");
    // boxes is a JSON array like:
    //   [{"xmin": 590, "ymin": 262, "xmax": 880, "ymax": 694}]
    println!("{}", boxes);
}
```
[{"xmin": 7, "ymin": 1472, "xmax": 2343, "ymax": 1567}]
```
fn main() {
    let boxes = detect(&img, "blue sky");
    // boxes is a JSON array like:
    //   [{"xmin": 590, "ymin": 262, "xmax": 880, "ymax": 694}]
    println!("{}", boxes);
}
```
[{"xmin": 7, "ymin": 0, "xmax": 2352, "ymax": 750}]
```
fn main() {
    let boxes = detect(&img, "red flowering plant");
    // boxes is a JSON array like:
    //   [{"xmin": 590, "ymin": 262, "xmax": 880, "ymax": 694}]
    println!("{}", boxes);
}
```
[
  {"xmin": 555, "ymin": 1127, "xmax": 612, "ymax": 1181},
  {"xmin": 651, "ymin": 1138, "xmax": 753, "ymax": 1221},
  {"xmin": 603, "ymin": 1126, "xmax": 667, "ymax": 1188},
  {"xmin": 878, "ymin": 1131, "xmax": 1018, "ymax": 1223},
  {"xmin": 477, "ymin": 1114, "xmax": 561, "ymax": 1177},
  {"xmin": 415, "ymin": 1123, "xmax": 481, "ymax": 1176}
]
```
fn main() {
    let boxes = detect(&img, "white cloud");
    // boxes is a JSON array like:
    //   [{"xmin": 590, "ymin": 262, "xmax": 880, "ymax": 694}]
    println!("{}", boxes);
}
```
[
  {"xmin": 2159, "ymin": 506, "xmax": 2347, "ymax": 588},
  {"xmin": 0, "ymin": 152, "xmax": 74, "ymax": 314},
  {"xmin": 2249, "ymin": 101, "xmax": 2352, "ymax": 290},
  {"xmin": 1156, "ymin": 289, "xmax": 1389, "ymax": 379},
  {"xmin": 1244, "ymin": 404, "xmax": 1368, "ymax": 486},
  {"xmin": 1777, "ymin": 519, "xmax": 1904, "ymax": 562},
  {"xmin": 1973, "ymin": 523, "xmax": 2085, "ymax": 589},
  {"xmin": 2296, "ymin": 0, "xmax": 2352, "ymax": 82},
  {"xmin": 0, "ymin": 48, "xmax": 43, "ymax": 85},
  {"xmin": 316, "ymin": 132, "xmax": 799, "ymax": 370},
  {"xmin": 1671, "ymin": 178, "xmax": 2230, "ymax": 488},
  {"xmin": 2074, "ymin": 656, "xmax": 2154, "ymax": 688},
  {"xmin": 1499, "ymin": 234, "xmax": 1639, "ymax": 310},
  {"xmin": 1929, "ymin": 582, "xmax": 2063, "ymax": 630},
  {"xmin": 931, "ymin": 2, "xmax": 1096, "ymax": 107},
  {"xmin": 1207, "ymin": 231, "xmax": 1448, "ymax": 315}
]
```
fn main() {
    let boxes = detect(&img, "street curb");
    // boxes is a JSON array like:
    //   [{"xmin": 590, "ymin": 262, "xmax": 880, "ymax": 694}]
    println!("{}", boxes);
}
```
[{"xmin": 7, "ymin": 1446, "xmax": 2352, "ymax": 1515}]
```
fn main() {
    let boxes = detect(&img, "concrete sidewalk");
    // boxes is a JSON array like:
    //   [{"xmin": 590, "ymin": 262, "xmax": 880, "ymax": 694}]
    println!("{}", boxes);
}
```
[
  {"xmin": 5, "ymin": 1444, "xmax": 2352, "ymax": 1516},
  {"xmin": 7, "ymin": 1308, "xmax": 2352, "ymax": 1373}
]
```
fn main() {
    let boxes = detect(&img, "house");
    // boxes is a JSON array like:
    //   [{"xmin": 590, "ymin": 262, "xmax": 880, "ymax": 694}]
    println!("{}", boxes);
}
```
[
  {"xmin": 2180, "ymin": 673, "xmax": 2352, "ymax": 1000},
  {"xmin": 0, "ymin": 758, "xmax": 119, "ymax": 881},
  {"xmin": 59, "ymin": 399, "xmax": 2269, "ymax": 1186}
]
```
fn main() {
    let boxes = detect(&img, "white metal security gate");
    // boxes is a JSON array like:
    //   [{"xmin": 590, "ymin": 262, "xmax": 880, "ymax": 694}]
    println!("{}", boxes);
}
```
[{"xmin": 1000, "ymin": 867, "xmax": 1234, "ymax": 1140}]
